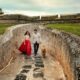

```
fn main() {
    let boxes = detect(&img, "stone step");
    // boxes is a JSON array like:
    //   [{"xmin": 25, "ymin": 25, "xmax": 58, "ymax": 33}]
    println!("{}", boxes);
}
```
[
  {"xmin": 22, "ymin": 65, "xmax": 32, "ymax": 69},
  {"xmin": 35, "ymin": 63, "xmax": 44, "ymax": 68},
  {"xmin": 33, "ymin": 68, "xmax": 40, "ymax": 72},
  {"xmin": 14, "ymin": 55, "xmax": 45, "ymax": 80},
  {"xmin": 20, "ymin": 69, "xmax": 29, "ymax": 74},
  {"xmin": 34, "ymin": 56, "xmax": 42, "ymax": 58},
  {"xmin": 35, "ymin": 59, "xmax": 43, "ymax": 62},
  {"xmin": 35, "ymin": 59, "xmax": 43, "ymax": 61},
  {"xmin": 35, "ymin": 62, "xmax": 44, "ymax": 64},
  {"xmin": 33, "ymin": 71, "xmax": 44, "ymax": 78},
  {"xmin": 14, "ymin": 74, "xmax": 27, "ymax": 80},
  {"xmin": 34, "ymin": 60, "xmax": 43, "ymax": 63}
]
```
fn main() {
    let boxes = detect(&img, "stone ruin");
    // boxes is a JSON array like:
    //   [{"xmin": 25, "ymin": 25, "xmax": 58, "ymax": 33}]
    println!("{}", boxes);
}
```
[{"xmin": 0, "ymin": 23, "xmax": 80, "ymax": 80}]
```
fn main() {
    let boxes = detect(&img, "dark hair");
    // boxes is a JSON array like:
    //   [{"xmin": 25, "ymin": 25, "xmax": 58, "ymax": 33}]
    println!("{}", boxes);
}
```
[
  {"xmin": 24, "ymin": 31, "xmax": 31, "ymax": 37},
  {"xmin": 34, "ymin": 29, "xmax": 37, "ymax": 31}
]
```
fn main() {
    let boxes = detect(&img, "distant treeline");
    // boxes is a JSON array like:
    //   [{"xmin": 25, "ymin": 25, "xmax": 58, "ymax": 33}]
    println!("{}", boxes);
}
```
[{"xmin": 0, "ymin": 13, "xmax": 80, "ymax": 23}]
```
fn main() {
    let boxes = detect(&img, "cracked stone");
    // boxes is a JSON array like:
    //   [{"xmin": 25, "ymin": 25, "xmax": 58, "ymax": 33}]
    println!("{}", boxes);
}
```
[{"xmin": 15, "ymin": 74, "xmax": 27, "ymax": 80}]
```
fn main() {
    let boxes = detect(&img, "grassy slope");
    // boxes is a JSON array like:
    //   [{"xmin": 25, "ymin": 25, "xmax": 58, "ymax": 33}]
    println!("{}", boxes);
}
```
[
  {"xmin": 0, "ymin": 23, "xmax": 80, "ymax": 36},
  {"xmin": 0, "ymin": 24, "xmax": 15, "ymax": 34},
  {"xmin": 47, "ymin": 23, "xmax": 80, "ymax": 36}
]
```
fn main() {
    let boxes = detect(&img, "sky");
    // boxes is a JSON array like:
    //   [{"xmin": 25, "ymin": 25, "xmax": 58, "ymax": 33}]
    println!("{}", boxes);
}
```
[{"xmin": 0, "ymin": 0, "xmax": 80, "ymax": 16}]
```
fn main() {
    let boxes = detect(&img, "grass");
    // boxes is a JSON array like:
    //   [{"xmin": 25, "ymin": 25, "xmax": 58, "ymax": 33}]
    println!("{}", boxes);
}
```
[
  {"xmin": 47, "ymin": 23, "xmax": 80, "ymax": 36},
  {"xmin": 0, "ymin": 23, "xmax": 80, "ymax": 36},
  {"xmin": 0, "ymin": 24, "xmax": 15, "ymax": 34}
]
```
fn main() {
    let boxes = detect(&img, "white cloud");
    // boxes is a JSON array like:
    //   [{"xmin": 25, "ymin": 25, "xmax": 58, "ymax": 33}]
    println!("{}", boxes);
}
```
[
  {"xmin": 32, "ymin": 0, "xmax": 63, "ymax": 7},
  {"xmin": 1, "ymin": 0, "xmax": 80, "ymax": 8},
  {"xmin": 0, "ymin": 0, "xmax": 80, "ymax": 16},
  {"xmin": 31, "ymin": 0, "xmax": 80, "ymax": 8},
  {"xmin": 4, "ymin": 9, "xmax": 79, "ymax": 16},
  {"xmin": 4, "ymin": 10, "xmax": 54, "ymax": 16}
]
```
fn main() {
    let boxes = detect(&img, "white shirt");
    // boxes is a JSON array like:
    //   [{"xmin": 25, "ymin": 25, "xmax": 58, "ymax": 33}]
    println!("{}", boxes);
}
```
[{"xmin": 32, "ymin": 32, "xmax": 41, "ymax": 43}]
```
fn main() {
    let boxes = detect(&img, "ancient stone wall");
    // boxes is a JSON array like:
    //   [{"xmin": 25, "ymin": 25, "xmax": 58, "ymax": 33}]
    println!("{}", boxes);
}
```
[
  {"xmin": 40, "ymin": 28, "xmax": 74, "ymax": 80},
  {"xmin": 40, "ymin": 27, "xmax": 80, "ymax": 80}
]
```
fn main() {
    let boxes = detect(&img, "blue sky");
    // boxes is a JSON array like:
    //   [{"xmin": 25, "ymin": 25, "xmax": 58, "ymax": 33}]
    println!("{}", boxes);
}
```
[{"xmin": 0, "ymin": 0, "xmax": 80, "ymax": 16}]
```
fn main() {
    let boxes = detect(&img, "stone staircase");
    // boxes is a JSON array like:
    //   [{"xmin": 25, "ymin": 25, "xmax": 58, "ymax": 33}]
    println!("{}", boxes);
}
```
[
  {"xmin": 14, "ymin": 55, "xmax": 45, "ymax": 80},
  {"xmin": 0, "ymin": 53, "xmax": 66, "ymax": 80}
]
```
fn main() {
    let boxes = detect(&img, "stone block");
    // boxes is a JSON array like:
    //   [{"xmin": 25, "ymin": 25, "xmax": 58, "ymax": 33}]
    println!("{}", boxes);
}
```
[
  {"xmin": 35, "ymin": 63, "xmax": 44, "ymax": 68},
  {"xmin": 20, "ymin": 69, "xmax": 29, "ymax": 73},
  {"xmin": 22, "ymin": 65, "xmax": 32, "ymax": 69},
  {"xmin": 33, "ymin": 68, "xmax": 40, "ymax": 71},
  {"xmin": 15, "ymin": 74, "xmax": 26, "ymax": 80},
  {"xmin": 33, "ymin": 71, "xmax": 44, "ymax": 78}
]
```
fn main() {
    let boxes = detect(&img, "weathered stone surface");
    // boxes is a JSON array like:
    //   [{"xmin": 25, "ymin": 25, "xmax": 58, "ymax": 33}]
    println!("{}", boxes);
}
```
[
  {"xmin": 35, "ymin": 63, "xmax": 44, "ymax": 68},
  {"xmin": 22, "ymin": 65, "xmax": 32, "ymax": 69},
  {"xmin": 20, "ymin": 69, "xmax": 29, "ymax": 73},
  {"xmin": 0, "ymin": 24, "xmax": 38, "ymax": 70},
  {"xmin": 35, "ymin": 59, "xmax": 43, "ymax": 61},
  {"xmin": 15, "ymin": 74, "xmax": 26, "ymax": 80},
  {"xmin": 35, "ymin": 59, "xmax": 43, "ymax": 62},
  {"xmin": 41, "ymin": 28, "xmax": 80, "ymax": 80},
  {"xmin": 33, "ymin": 68, "xmax": 40, "ymax": 72},
  {"xmin": 0, "ymin": 24, "xmax": 80, "ymax": 80},
  {"xmin": 35, "ymin": 56, "xmax": 43, "ymax": 61},
  {"xmin": 33, "ymin": 71, "xmax": 44, "ymax": 78},
  {"xmin": 35, "ymin": 62, "xmax": 43, "ymax": 64},
  {"xmin": 34, "ymin": 56, "xmax": 42, "ymax": 59}
]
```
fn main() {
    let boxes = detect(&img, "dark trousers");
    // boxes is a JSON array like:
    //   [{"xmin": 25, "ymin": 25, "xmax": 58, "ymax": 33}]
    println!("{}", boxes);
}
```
[{"xmin": 34, "ymin": 42, "xmax": 39, "ymax": 56}]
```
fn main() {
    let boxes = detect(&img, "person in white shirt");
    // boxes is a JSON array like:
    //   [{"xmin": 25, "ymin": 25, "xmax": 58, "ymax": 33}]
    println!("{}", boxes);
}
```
[{"xmin": 32, "ymin": 29, "xmax": 41, "ymax": 56}]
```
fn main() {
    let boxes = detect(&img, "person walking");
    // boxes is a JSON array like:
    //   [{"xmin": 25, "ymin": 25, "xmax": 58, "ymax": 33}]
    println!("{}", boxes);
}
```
[
  {"xmin": 32, "ymin": 29, "xmax": 41, "ymax": 56},
  {"xmin": 19, "ymin": 31, "xmax": 32, "ymax": 57}
]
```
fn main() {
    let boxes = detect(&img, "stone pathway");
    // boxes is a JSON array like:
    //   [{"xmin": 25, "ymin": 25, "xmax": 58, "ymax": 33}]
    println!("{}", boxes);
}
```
[
  {"xmin": 76, "ymin": 66, "xmax": 80, "ymax": 80},
  {"xmin": 14, "ymin": 55, "xmax": 45, "ymax": 80},
  {"xmin": 0, "ymin": 54, "xmax": 66, "ymax": 80}
]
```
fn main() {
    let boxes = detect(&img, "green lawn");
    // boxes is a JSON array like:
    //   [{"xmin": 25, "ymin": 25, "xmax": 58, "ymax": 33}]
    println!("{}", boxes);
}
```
[
  {"xmin": 47, "ymin": 23, "xmax": 80, "ymax": 36},
  {"xmin": 0, "ymin": 24, "xmax": 15, "ymax": 34},
  {"xmin": 0, "ymin": 23, "xmax": 80, "ymax": 36}
]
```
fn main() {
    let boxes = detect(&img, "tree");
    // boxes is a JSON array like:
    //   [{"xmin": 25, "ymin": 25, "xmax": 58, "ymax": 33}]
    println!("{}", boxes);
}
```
[{"xmin": 0, "ymin": 8, "xmax": 4, "ymax": 14}]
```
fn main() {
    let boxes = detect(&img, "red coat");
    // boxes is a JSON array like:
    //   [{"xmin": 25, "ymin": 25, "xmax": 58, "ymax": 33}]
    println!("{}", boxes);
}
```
[{"xmin": 19, "ymin": 39, "xmax": 32, "ymax": 56}]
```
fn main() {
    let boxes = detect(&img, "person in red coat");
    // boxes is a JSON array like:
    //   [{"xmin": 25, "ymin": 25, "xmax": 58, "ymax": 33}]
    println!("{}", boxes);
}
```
[{"xmin": 19, "ymin": 31, "xmax": 32, "ymax": 57}]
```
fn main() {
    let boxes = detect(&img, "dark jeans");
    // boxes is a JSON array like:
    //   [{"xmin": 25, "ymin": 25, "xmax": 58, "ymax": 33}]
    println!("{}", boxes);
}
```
[{"xmin": 34, "ymin": 42, "xmax": 39, "ymax": 56}]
